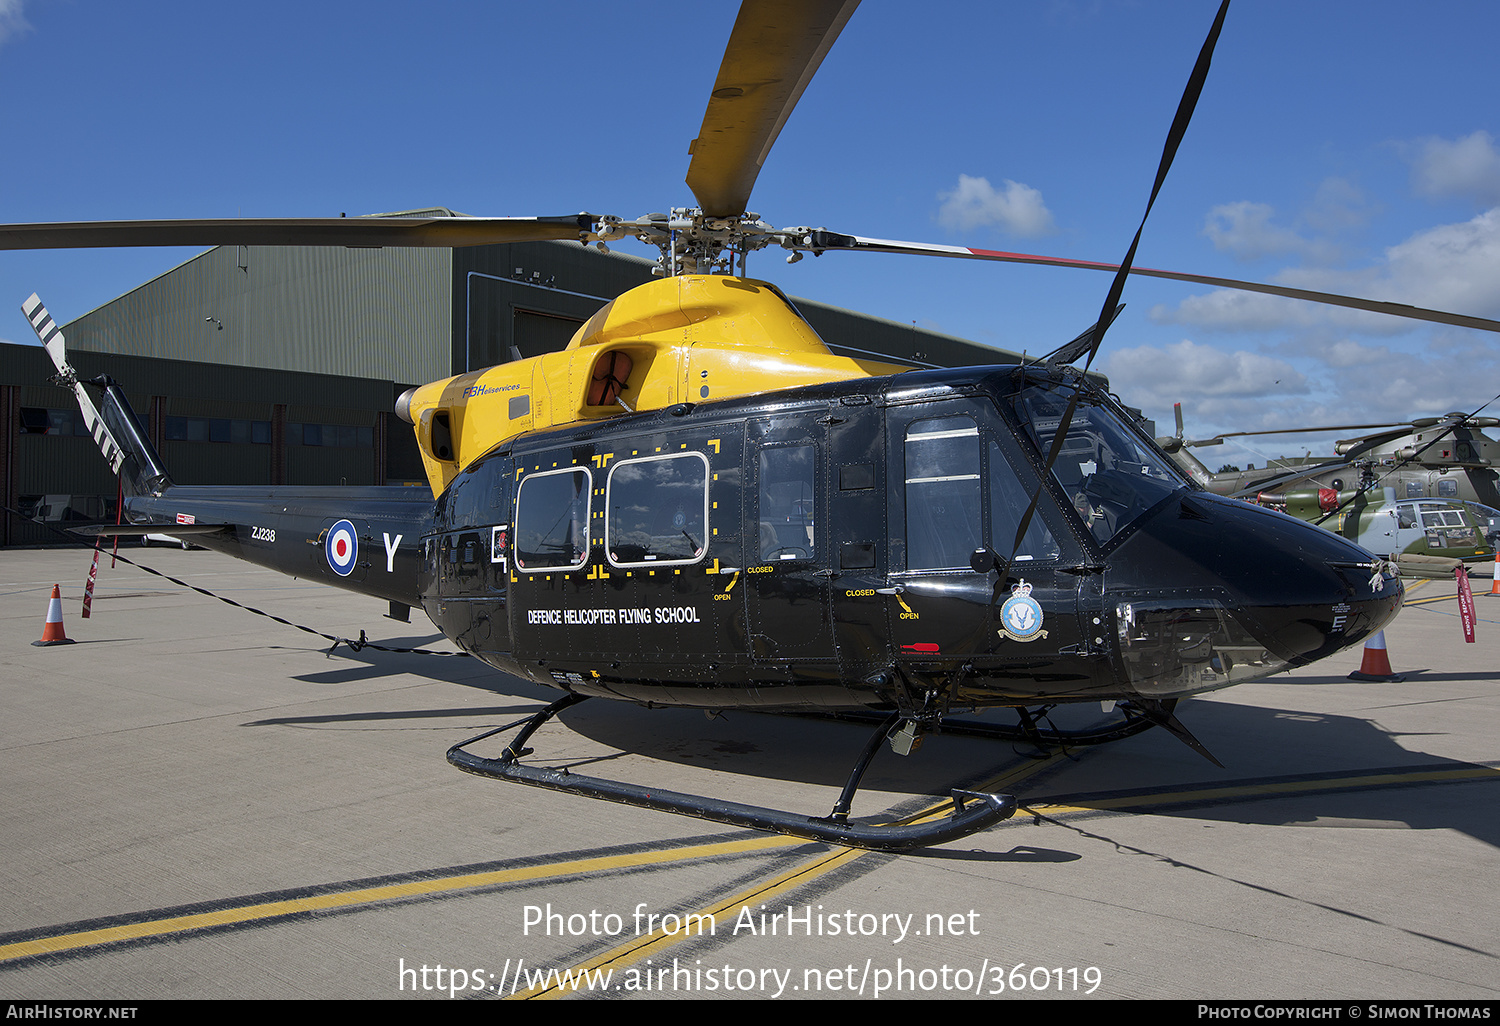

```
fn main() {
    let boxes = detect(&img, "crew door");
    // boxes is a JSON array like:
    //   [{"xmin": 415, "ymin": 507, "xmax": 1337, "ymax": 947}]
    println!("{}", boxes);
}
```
[
  {"xmin": 885, "ymin": 399, "xmax": 1084, "ymax": 680},
  {"xmin": 743, "ymin": 411, "xmax": 832, "ymax": 661}
]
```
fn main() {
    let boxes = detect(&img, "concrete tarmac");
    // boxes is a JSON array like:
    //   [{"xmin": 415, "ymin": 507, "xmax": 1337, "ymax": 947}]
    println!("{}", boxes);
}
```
[{"xmin": 0, "ymin": 546, "xmax": 1495, "ymax": 1000}]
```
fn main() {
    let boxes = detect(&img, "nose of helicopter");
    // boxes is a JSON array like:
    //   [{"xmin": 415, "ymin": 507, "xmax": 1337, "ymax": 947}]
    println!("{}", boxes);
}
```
[{"xmin": 1106, "ymin": 491, "xmax": 1404, "ymax": 696}]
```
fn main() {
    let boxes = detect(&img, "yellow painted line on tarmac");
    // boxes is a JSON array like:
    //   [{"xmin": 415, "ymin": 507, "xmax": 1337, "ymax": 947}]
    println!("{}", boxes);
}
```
[
  {"xmin": 515, "ymin": 841, "xmax": 868, "ymax": 999},
  {"xmin": 0, "ymin": 835, "xmax": 795, "ymax": 965},
  {"xmin": 516, "ymin": 751, "xmax": 1073, "ymax": 999},
  {"xmin": 1403, "ymin": 577, "xmax": 1451, "ymax": 606},
  {"xmin": 1023, "ymin": 764, "xmax": 1500, "ymax": 817}
]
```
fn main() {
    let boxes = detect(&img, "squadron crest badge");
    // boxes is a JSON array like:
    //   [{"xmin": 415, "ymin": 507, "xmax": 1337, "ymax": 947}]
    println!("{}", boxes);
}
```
[{"xmin": 999, "ymin": 579, "xmax": 1047, "ymax": 642}]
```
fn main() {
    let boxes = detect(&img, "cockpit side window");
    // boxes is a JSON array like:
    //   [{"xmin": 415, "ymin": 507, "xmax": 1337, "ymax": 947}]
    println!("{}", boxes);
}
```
[
  {"xmin": 1015, "ymin": 382, "xmax": 1187, "ymax": 547},
  {"xmin": 989, "ymin": 439, "xmax": 1059, "ymax": 562}
]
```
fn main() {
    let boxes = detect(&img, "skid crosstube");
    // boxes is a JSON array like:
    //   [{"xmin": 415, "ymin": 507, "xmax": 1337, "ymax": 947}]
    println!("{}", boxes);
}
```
[{"xmin": 446, "ymin": 694, "xmax": 1018, "ymax": 852}]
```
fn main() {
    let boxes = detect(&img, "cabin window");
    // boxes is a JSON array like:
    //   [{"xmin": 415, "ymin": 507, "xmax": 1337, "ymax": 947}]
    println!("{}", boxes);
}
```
[
  {"xmin": 1418, "ymin": 505, "xmax": 1478, "ymax": 550},
  {"xmin": 514, "ymin": 467, "xmax": 591, "ymax": 571},
  {"xmin": 904, "ymin": 418, "xmax": 981, "ymax": 570},
  {"xmin": 1438, "ymin": 479, "xmax": 1458, "ymax": 497},
  {"xmin": 606, "ymin": 452, "xmax": 709, "ymax": 566},
  {"xmin": 759, "ymin": 444, "xmax": 816, "ymax": 561},
  {"xmin": 1420, "ymin": 507, "xmax": 1464, "ymax": 529}
]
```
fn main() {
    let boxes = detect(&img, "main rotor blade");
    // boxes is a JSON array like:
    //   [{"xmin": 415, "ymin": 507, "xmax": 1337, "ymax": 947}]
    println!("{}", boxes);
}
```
[
  {"xmin": 801, "ymin": 231, "xmax": 1500, "ymax": 335},
  {"xmin": 1190, "ymin": 422, "xmax": 1410, "ymax": 443},
  {"xmin": 0, "ymin": 214, "xmax": 598, "ymax": 251},
  {"xmin": 685, "ymin": 0, "xmax": 860, "ymax": 218}
]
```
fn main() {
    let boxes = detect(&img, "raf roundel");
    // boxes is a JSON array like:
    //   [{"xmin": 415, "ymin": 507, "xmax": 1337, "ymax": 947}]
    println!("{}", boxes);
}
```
[{"xmin": 326, "ymin": 519, "xmax": 359, "ymax": 577}]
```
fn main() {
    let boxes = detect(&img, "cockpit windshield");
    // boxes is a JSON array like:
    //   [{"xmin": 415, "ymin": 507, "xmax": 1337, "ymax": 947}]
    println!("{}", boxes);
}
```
[{"xmin": 1014, "ymin": 380, "xmax": 1189, "ymax": 546}]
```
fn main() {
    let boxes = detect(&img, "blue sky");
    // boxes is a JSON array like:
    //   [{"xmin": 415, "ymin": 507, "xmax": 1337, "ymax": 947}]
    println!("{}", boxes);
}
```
[{"xmin": 3, "ymin": 0, "xmax": 1498, "ymax": 470}]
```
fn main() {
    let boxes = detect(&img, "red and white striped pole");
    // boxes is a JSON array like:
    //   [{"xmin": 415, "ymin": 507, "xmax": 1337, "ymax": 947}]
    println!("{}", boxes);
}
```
[
  {"xmin": 1456, "ymin": 565, "xmax": 1477, "ymax": 644},
  {"xmin": 82, "ymin": 538, "xmax": 101, "ymax": 619}
]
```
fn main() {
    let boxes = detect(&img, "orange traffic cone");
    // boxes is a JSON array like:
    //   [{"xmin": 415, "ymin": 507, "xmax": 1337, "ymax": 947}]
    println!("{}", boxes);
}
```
[
  {"xmin": 32, "ymin": 584, "xmax": 76, "ymax": 647},
  {"xmin": 1489, "ymin": 552, "xmax": 1499, "ymax": 596},
  {"xmin": 1348, "ymin": 629, "xmax": 1403, "ymax": 682}
]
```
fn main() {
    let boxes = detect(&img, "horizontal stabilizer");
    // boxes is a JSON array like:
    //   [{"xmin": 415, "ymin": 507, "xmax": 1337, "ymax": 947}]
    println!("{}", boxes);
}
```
[{"xmin": 70, "ymin": 523, "xmax": 230, "ymax": 539}]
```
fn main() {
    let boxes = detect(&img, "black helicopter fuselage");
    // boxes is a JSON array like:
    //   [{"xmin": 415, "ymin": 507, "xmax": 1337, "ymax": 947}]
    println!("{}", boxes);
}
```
[{"xmin": 122, "ymin": 363, "xmax": 1403, "ymax": 718}]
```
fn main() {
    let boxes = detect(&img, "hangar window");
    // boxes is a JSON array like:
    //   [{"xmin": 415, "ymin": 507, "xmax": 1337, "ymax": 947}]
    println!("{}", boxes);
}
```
[
  {"xmin": 514, "ymin": 467, "xmax": 591, "ymax": 571},
  {"xmin": 166, "ymin": 416, "xmax": 273, "ymax": 444},
  {"xmin": 292, "ymin": 423, "xmax": 373, "ymax": 448},
  {"xmin": 606, "ymin": 452, "xmax": 709, "ymax": 566},
  {"xmin": 18, "ymin": 407, "xmax": 52, "ymax": 434}
]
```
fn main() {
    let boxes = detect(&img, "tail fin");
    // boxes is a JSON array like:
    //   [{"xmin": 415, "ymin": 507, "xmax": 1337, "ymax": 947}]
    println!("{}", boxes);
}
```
[{"xmin": 23, "ymin": 293, "xmax": 172, "ymax": 496}]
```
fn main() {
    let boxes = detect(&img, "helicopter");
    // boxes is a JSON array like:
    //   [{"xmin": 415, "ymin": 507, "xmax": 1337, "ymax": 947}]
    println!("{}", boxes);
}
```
[
  {"xmin": 1182, "ymin": 408, "xmax": 1500, "ymax": 504},
  {"xmin": 1155, "ymin": 405, "xmax": 1500, "ymax": 569},
  {"xmin": 8, "ymin": 0, "xmax": 1461, "ymax": 851},
  {"xmin": 1254, "ymin": 486, "xmax": 1500, "ymax": 574}
]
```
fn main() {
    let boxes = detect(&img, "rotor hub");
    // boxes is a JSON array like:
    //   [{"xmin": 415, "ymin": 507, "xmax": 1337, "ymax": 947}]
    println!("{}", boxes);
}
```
[{"xmin": 596, "ymin": 208, "xmax": 816, "ymax": 277}]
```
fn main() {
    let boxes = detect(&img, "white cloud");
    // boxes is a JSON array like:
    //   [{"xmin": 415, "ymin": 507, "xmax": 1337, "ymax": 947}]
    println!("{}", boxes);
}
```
[
  {"xmin": 1376, "ymin": 206, "xmax": 1500, "ymax": 316},
  {"xmin": 0, "ymin": 1, "xmax": 27, "ymax": 48},
  {"xmin": 936, "ymin": 174, "xmax": 1056, "ymax": 237},
  {"xmin": 1201, "ymin": 180, "xmax": 1371, "ymax": 264},
  {"xmin": 1297, "ymin": 337, "xmax": 1391, "ymax": 370},
  {"xmin": 1101, "ymin": 338, "xmax": 1306, "ymax": 412},
  {"xmin": 1203, "ymin": 201, "xmax": 1317, "ymax": 261},
  {"xmin": 1150, "ymin": 288, "xmax": 1375, "ymax": 335},
  {"xmin": 1308, "ymin": 334, "xmax": 1500, "ymax": 418},
  {"xmin": 1409, "ymin": 131, "xmax": 1500, "ymax": 206},
  {"xmin": 1303, "ymin": 177, "xmax": 1375, "ymax": 234},
  {"xmin": 1105, "ymin": 326, "xmax": 1500, "ymax": 470},
  {"xmin": 1154, "ymin": 207, "xmax": 1500, "ymax": 333}
]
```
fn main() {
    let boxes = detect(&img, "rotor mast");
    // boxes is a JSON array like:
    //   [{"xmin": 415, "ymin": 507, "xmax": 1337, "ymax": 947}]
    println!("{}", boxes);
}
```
[{"xmin": 596, "ymin": 0, "xmax": 860, "ymax": 278}]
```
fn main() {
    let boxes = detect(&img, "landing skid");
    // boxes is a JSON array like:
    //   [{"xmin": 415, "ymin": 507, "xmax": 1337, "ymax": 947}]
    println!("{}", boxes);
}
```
[
  {"xmin": 820, "ymin": 697, "xmax": 1223, "ymax": 767},
  {"xmin": 446, "ymin": 694, "xmax": 1018, "ymax": 852}
]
